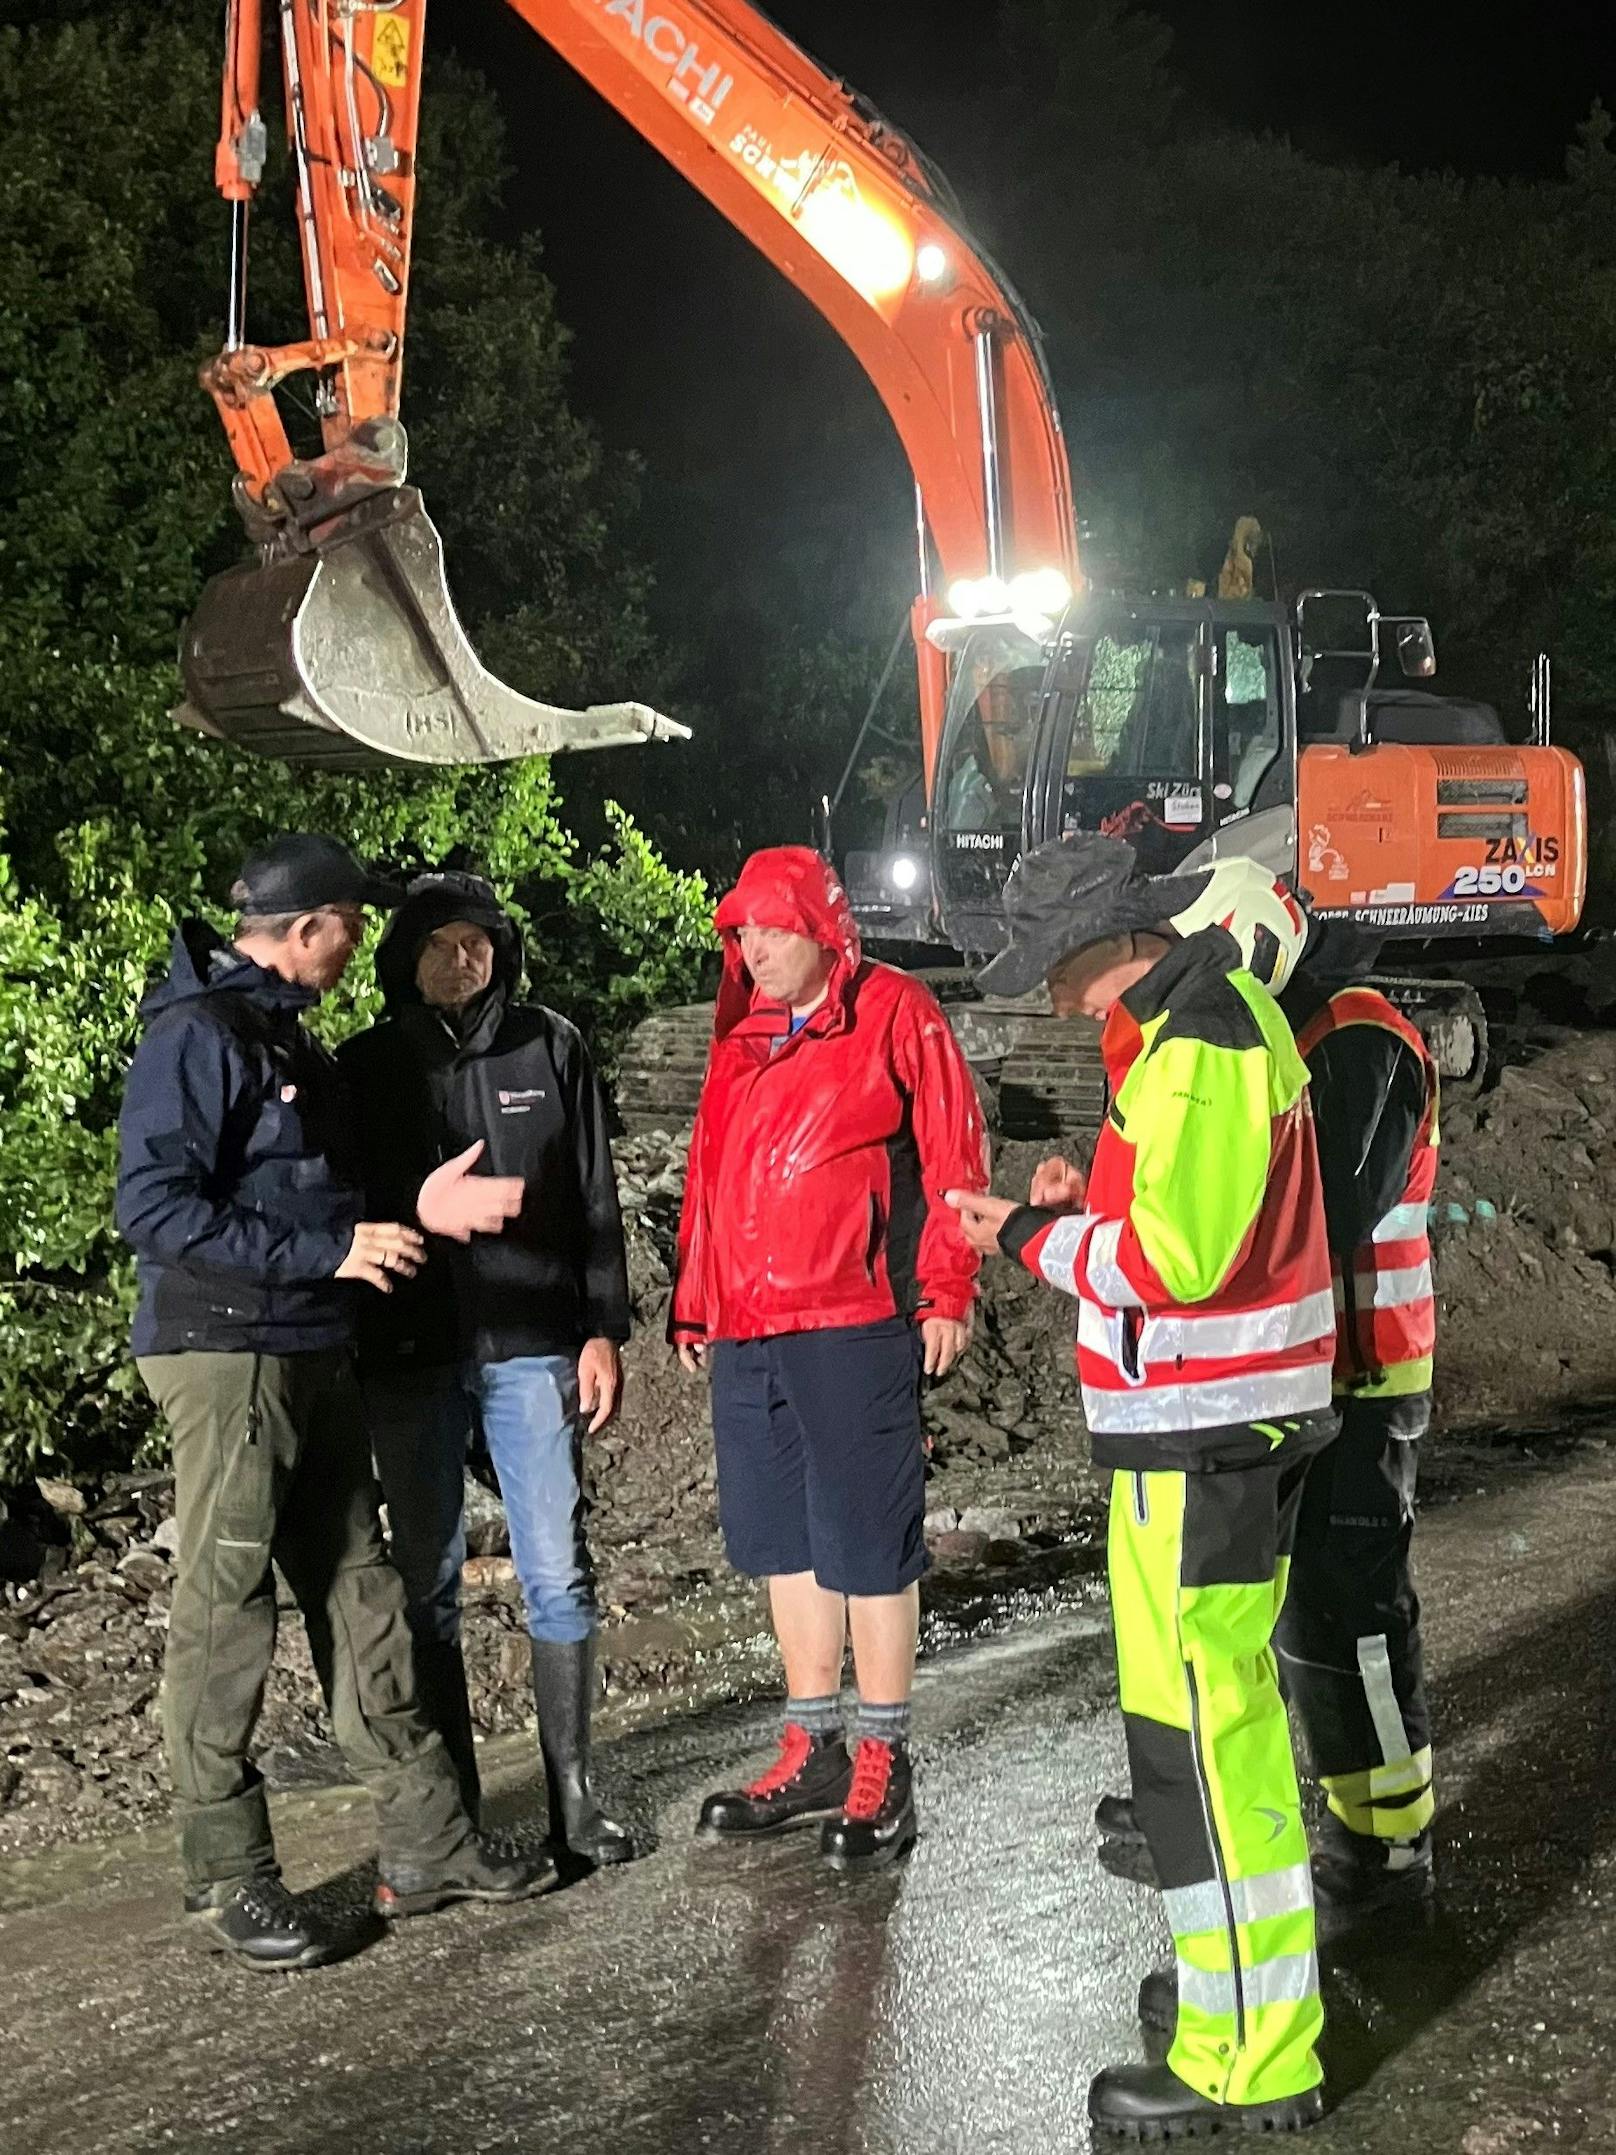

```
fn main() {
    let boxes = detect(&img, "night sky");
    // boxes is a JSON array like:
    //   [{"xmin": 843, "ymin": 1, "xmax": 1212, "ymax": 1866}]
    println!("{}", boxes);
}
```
[{"xmin": 441, "ymin": 1, "xmax": 1616, "ymax": 615}]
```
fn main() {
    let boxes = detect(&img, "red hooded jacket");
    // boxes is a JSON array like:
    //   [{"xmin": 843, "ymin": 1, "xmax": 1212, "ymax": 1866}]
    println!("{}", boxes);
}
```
[{"xmin": 671, "ymin": 849, "xmax": 987, "ymax": 1343}]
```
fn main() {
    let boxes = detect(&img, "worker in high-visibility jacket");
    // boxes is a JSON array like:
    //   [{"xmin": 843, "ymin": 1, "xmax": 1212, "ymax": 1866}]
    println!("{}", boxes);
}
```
[
  {"xmin": 1095, "ymin": 925, "xmax": 1440, "ymax": 2034},
  {"xmin": 1278, "ymin": 965, "xmax": 1438, "ymax": 1892},
  {"xmin": 949, "ymin": 836, "xmax": 1336, "ymax": 2143}
]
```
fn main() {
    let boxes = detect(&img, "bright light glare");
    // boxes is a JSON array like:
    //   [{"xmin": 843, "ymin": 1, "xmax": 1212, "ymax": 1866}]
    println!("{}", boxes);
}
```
[
  {"xmin": 946, "ymin": 574, "xmax": 1015, "ymax": 620},
  {"xmin": 916, "ymin": 243, "xmax": 949, "ymax": 285},
  {"xmin": 889, "ymin": 854, "xmax": 921, "ymax": 892},
  {"xmin": 1009, "ymin": 568, "xmax": 1074, "ymax": 617},
  {"xmin": 797, "ymin": 176, "xmax": 914, "ymax": 303}
]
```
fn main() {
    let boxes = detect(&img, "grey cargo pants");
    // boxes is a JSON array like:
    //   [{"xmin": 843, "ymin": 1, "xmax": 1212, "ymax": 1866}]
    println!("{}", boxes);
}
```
[{"xmin": 139, "ymin": 1348, "xmax": 471, "ymax": 1895}]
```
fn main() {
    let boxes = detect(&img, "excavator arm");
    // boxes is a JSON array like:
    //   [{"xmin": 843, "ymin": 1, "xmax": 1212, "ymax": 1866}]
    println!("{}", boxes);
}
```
[{"xmin": 188, "ymin": 0, "xmax": 1079, "ymax": 787}]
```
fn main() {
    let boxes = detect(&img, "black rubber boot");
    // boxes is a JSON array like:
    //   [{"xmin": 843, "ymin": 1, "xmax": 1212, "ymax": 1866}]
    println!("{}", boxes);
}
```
[
  {"xmin": 697, "ymin": 1725, "xmax": 853, "ymax": 1839},
  {"xmin": 1089, "ymin": 2062, "xmax": 1324, "ymax": 2139},
  {"xmin": 375, "ymin": 1835, "xmax": 555, "ymax": 1921},
  {"xmin": 1138, "ymin": 1964, "xmax": 1177, "ymax": 2034},
  {"xmin": 529, "ymin": 1637, "xmax": 634, "ymax": 1866},
  {"xmin": 184, "ymin": 1876, "xmax": 335, "ymax": 1972},
  {"xmin": 821, "ymin": 1739, "xmax": 918, "ymax": 1874},
  {"xmin": 413, "ymin": 1635, "xmax": 483, "ymax": 1829},
  {"xmin": 1095, "ymin": 1791, "xmax": 1147, "ymax": 1843}
]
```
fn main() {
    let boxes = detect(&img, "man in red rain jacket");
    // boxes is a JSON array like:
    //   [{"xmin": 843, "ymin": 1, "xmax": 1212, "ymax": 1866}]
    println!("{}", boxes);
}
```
[{"xmin": 673, "ymin": 847, "xmax": 987, "ymax": 1871}]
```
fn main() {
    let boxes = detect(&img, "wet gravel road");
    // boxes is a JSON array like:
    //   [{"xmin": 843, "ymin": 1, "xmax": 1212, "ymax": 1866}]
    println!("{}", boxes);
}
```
[{"xmin": 5, "ymin": 1441, "xmax": 1616, "ymax": 2153}]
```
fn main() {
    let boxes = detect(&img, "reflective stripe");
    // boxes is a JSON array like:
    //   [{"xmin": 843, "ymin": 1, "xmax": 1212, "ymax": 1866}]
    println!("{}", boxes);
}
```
[
  {"xmin": 1034, "ymin": 1212, "xmax": 1094, "ymax": 1298},
  {"xmin": 1165, "ymin": 1861, "xmax": 1313, "ymax": 1939},
  {"xmin": 1369, "ymin": 1260, "xmax": 1433, "ymax": 1311},
  {"xmin": 1372, "ymin": 1201, "xmax": 1430, "ymax": 1244},
  {"xmin": 1085, "ymin": 1362, "xmax": 1333, "ymax": 1433},
  {"xmin": 1357, "ymin": 1633, "xmax": 1412, "ymax": 1770},
  {"xmin": 1086, "ymin": 1217, "xmax": 1142, "ymax": 1309},
  {"xmin": 1177, "ymin": 1949, "xmax": 1319, "ymax": 2019},
  {"xmin": 1079, "ymin": 1289, "xmax": 1337, "ymax": 1369}
]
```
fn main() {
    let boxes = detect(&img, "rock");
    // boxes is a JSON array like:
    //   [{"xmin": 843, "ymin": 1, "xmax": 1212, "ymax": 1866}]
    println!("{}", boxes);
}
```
[
  {"xmin": 462, "ymin": 1555, "xmax": 517, "ymax": 1591},
  {"xmin": 923, "ymin": 1507, "xmax": 960, "ymax": 1541},
  {"xmin": 496, "ymin": 1633, "xmax": 532, "ymax": 1688},
  {"xmin": 928, "ymin": 1530, "xmax": 990, "ymax": 1563},
  {"xmin": 959, "ymin": 1506, "xmax": 1022, "ymax": 1543},
  {"xmin": 116, "ymin": 1550, "xmax": 171, "ymax": 1597},
  {"xmin": 150, "ymin": 1517, "xmax": 182, "ymax": 1559},
  {"xmin": 0, "ymin": 1759, "xmax": 19, "ymax": 1808},
  {"xmin": 461, "ymin": 1478, "xmax": 511, "ymax": 1559},
  {"xmin": 34, "ymin": 1478, "xmax": 85, "ymax": 1517},
  {"xmin": 984, "ymin": 1539, "xmax": 1026, "ymax": 1567}
]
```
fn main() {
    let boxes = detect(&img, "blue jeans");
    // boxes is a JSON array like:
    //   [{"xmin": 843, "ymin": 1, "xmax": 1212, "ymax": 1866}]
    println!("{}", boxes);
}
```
[{"xmin": 364, "ymin": 1356, "xmax": 596, "ymax": 1646}]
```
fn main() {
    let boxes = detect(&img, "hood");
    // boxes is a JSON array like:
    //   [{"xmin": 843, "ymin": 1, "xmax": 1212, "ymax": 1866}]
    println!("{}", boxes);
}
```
[
  {"xmin": 374, "ymin": 871, "xmax": 524, "ymax": 1015},
  {"xmin": 711, "ymin": 847, "xmax": 862, "ymax": 1040},
  {"xmin": 138, "ymin": 920, "xmax": 316, "ymax": 1025}
]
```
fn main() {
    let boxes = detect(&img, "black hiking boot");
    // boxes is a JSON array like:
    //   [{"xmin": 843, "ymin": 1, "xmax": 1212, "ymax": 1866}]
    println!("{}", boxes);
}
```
[
  {"xmin": 1313, "ymin": 1823, "xmax": 1434, "ymax": 1941},
  {"xmin": 374, "ymin": 1835, "xmax": 556, "ymax": 1921},
  {"xmin": 530, "ymin": 1638, "xmax": 635, "ymax": 1867},
  {"xmin": 1089, "ymin": 2062, "xmax": 1324, "ymax": 2139},
  {"xmin": 1138, "ymin": 1964, "xmax": 1177, "ymax": 2034},
  {"xmin": 1095, "ymin": 1791, "xmax": 1147, "ymax": 1844},
  {"xmin": 184, "ymin": 1876, "xmax": 334, "ymax": 1973},
  {"xmin": 821, "ymin": 1738, "xmax": 917, "ymax": 1874},
  {"xmin": 1095, "ymin": 1790, "xmax": 1162, "ymax": 1887},
  {"xmin": 696, "ymin": 1724, "xmax": 852, "ymax": 1840}
]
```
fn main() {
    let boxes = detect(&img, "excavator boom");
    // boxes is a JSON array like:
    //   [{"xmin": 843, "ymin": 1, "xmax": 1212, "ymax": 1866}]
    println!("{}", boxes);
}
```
[{"xmin": 190, "ymin": 0, "xmax": 1077, "ymax": 782}]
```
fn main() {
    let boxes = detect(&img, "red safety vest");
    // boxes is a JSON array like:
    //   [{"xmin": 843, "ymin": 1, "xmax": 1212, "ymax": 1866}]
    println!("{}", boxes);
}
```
[{"xmin": 1295, "ymin": 988, "xmax": 1439, "ymax": 1399}]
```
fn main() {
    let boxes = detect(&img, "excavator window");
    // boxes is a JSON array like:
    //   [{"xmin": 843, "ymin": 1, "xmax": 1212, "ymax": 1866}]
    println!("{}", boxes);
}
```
[
  {"xmin": 938, "ymin": 629, "xmax": 1046, "ymax": 836},
  {"xmin": 1067, "ymin": 624, "xmax": 1201, "ymax": 781},
  {"xmin": 1219, "ymin": 629, "xmax": 1284, "ymax": 810}
]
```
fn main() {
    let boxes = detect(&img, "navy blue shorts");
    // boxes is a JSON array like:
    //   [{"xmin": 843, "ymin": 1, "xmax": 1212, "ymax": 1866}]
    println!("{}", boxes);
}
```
[{"xmin": 709, "ymin": 1318, "xmax": 928, "ymax": 1597}]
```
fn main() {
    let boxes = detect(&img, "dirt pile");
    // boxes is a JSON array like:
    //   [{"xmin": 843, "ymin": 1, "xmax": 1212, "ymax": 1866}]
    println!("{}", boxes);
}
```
[{"xmin": 1433, "ymin": 1032, "xmax": 1616, "ymax": 1427}]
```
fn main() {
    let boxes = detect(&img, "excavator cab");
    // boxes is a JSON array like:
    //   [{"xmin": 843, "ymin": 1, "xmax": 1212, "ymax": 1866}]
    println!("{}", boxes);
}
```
[
  {"xmin": 930, "ymin": 602, "xmax": 1298, "ymax": 955},
  {"xmin": 176, "ymin": 485, "xmax": 686, "ymax": 771}
]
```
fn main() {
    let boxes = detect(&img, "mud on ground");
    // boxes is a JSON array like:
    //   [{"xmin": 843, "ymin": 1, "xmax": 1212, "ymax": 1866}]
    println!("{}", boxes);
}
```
[{"xmin": 5, "ymin": 1031, "xmax": 1615, "ymax": 1855}]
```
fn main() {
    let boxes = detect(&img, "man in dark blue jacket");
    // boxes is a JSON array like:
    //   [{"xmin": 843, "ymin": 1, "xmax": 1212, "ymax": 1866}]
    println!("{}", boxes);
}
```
[
  {"xmin": 117, "ymin": 835, "xmax": 549, "ymax": 1970},
  {"xmin": 340, "ymin": 871, "xmax": 633, "ymax": 1865}
]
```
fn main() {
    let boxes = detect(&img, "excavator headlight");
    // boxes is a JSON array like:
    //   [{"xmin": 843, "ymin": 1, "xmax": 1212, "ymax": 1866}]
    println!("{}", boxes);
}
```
[
  {"xmin": 916, "ymin": 243, "xmax": 949, "ymax": 285},
  {"xmin": 1009, "ymin": 568, "xmax": 1073, "ymax": 618},
  {"xmin": 888, "ymin": 853, "xmax": 922, "ymax": 892}
]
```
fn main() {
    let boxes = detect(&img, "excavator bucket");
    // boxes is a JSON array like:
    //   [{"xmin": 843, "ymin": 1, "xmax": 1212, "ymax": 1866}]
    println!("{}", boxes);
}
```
[{"xmin": 175, "ymin": 487, "xmax": 688, "ymax": 769}]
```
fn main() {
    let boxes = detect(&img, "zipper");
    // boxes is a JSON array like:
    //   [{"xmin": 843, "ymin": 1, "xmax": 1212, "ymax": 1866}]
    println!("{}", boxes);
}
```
[
  {"xmin": 1132, "ymin": 1472, "xmax": 1150, "ymax": 1525},
  {"xmin": 1185, "ymin": 1659, "xmax": 1247, "ymax": 2055},
  {"xmin": 245, "ymin": 1355, "xmax": 263, "ymax": 1448}
]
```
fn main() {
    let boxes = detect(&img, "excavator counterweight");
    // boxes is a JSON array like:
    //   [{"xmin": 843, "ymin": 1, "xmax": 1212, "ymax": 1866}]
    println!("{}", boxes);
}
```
[{"xmin": 176, "ymin": 487, "xmax": 686, "ymax": 771}]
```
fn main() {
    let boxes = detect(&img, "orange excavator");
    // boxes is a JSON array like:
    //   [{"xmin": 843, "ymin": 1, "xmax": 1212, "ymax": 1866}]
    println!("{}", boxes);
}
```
[{"xmin": 188, "ymin": 0, "xmax": 1586, "ymax": 1106}]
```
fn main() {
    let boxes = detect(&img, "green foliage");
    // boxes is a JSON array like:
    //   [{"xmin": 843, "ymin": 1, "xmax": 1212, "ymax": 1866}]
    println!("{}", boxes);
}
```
[{"xmin": 0, "ymin": 11, "xmax": 709, "ymax": 1484}]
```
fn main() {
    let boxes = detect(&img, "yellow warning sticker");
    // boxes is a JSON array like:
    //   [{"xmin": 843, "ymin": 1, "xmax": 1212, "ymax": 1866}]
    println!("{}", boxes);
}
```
[{"xmin": 372, "ymin": 16, "xmax": 411, "ymax": 88}]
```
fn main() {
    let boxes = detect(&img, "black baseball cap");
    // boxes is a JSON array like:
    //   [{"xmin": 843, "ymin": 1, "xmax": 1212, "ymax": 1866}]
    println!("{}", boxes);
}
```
[
  {"xmin": 231, "ymin": 834, "xmax": 403, "ymax": 916},
  {"xmin": 976, "ymin": 834, "xmax": 1210, "ymax": 999}
]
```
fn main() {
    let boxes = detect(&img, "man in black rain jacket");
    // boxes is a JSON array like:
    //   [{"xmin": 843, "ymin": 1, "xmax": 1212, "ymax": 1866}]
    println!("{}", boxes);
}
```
[
  {"xmin": 339, "ymin": 871, "xmax": 634, "ymax": 1864},
  {"xmin": 116, "ymin": 835, "xmax": 550, "ymax": 1970}
]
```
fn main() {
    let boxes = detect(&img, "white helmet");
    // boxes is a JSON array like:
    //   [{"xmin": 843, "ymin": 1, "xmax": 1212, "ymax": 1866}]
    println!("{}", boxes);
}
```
[{"xmin": 1166, "ymin": 857, "xmax": 1310, "ymax": 993}]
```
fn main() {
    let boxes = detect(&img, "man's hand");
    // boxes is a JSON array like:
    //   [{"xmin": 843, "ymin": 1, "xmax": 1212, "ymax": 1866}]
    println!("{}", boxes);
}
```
[
  {"xmin": 676, "ymin": 1340, "xmax": 708, "ymax": 1376},
  {"xmin": 945, "ymin": 1188, "xmax": 1019, "ymax": 1257},
  {"xmin": 417, "ymin": 1142, "xmax": 524, "ymax": 1243},
  {"xmin": 1030, "ymin": 1154, "xmax": 1087, "ymax": 1211},
  {"xmin": 335, "ymin": 1222, "xmax": 426, "ymax": 1294},
  {"xmin": 920, "ymin": 1314, "xmax": 971, "ymax": 1379},
  {"xmin": 578, "ymin": 1337, "xmax": 623, "ymax": 1435}
]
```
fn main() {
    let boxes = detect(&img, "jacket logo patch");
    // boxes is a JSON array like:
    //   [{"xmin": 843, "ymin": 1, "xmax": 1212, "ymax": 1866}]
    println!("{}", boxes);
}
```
[{"xmin": 498, "ymin": 1088, "xmax": 547, "ymax": 1109}]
